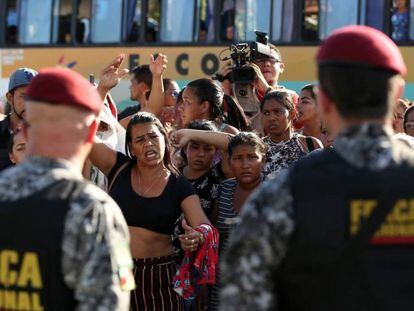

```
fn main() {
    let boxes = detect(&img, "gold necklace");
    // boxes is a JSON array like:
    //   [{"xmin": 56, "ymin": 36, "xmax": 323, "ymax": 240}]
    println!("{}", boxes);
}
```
[{"xmin": 137, "ymin": 168, "xmax": 167, "ymax": 196}]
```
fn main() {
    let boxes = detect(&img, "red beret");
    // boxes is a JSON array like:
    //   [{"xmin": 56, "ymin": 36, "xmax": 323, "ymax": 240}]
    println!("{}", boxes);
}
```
[
  {"xmin": 317, "ymin": 25, "xmax": 406, "ymax": 76},
  {"xmin": 26, "ymin": 68, "xmax": 103, "ymax": 114}
]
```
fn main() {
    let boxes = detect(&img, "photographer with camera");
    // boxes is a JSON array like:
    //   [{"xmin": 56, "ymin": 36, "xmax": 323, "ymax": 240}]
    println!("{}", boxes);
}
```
[{"xmin": 215, "ymin": 31, "xmax": 297, "ymax": 134}]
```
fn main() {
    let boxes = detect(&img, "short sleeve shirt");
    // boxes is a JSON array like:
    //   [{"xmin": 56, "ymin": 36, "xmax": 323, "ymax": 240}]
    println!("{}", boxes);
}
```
[{"xmin": 108, "ymin": 152, "xmax": 197, "ymax": 235}]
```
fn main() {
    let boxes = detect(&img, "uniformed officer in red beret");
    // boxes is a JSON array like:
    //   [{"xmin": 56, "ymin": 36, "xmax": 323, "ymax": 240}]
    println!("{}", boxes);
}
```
[
  {"xmin": 0, "ymin": 68, "xmax": 134, "ymax": 310},
  {"xmin": 220, "ymin": 25, "xmax": 414, "ymax": 311}
]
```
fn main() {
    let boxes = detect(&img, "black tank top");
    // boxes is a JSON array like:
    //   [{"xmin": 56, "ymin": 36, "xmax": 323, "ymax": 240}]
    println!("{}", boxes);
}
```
[{"xmin": 108, "ymin": 153, "xmax": 196, "ymax": 235}]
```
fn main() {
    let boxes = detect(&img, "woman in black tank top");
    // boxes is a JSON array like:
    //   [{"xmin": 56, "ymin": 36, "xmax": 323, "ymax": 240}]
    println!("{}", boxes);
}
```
[{"xmin": 90, "ymin": 112, "xmax": 210, "ymax": 311}]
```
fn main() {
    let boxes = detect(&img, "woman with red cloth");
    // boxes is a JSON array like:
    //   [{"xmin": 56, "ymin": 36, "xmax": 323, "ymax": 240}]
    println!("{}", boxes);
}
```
[{"xmin": 90, "ymin": 112, "xmax": 216, "ymax": 311}]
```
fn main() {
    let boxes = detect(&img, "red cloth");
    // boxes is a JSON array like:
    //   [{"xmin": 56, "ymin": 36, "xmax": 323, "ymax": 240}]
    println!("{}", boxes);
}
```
[
  {"xmin": 26, "ymin": 68, "xmax": 103, "ymax": 114},
  {"xmin": 105, "ymin": 93, "xmax": 118, "ymax": 118},
  {"xmin": 173, "ymin": 224, "xmax": 219, "ymax": 300}
]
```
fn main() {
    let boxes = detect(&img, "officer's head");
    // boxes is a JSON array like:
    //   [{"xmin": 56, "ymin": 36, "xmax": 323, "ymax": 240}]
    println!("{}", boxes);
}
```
[
  {"xmin": 6, "ymin": 67, "xmax": 38, "ymax": 120},
  {"xmin": 316, "ymin": 25, "xmax": 406, "ymax": 136},
  {"xmin": 23, "ymin": 68, "xmax": 103, "ymax": 167}
]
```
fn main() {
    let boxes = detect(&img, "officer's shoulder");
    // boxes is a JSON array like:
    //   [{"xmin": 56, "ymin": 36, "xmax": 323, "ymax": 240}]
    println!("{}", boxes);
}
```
[
  {"xmin": 69, "ymin": 181, "xmax": 127, "ymax": 230},
  {"xmin": 0, "ymin": 164, "xmax": 25, "ymax": 193},
  {"xmin": 72, "ymin": 180, "xmax": 121, "ymax": 214},
  {"xmin": 76, "ymin": 181, "xmax": 116, "ymax": 204}
]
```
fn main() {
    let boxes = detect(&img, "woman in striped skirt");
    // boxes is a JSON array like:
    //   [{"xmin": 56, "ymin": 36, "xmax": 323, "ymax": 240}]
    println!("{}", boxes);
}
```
[{"xmin": 90, "ymin": 112, "xmax": 210, "ymax": 310}]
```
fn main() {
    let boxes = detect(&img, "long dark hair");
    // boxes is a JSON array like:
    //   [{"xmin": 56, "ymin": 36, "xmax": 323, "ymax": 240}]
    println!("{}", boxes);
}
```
[
  {"xmin": 223, "ymin": 94, "xmax": 251, "ymax": 131},
  {"xmin": 300, "ymin": 83, "xmax": 317, "ymax": 100},
  {"xmin": 260, "ymin": 91, "xmax": 294, "ymax": 112},
  {"xmin": 186, "ymin": 78, "xmax": 224, "ymax": 121},
  {"xmin": 186, "ymin": 78, "xmax": 250, "ymax": 131},
  {"xmin": 125, "ymin": 112, "xmax": 179, "ymax": 174}
]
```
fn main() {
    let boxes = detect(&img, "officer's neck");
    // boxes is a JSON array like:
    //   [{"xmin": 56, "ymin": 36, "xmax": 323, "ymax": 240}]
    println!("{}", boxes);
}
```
[{"xmin": 27, "ymin": 144, "xmax": 88, "ymax": 173}]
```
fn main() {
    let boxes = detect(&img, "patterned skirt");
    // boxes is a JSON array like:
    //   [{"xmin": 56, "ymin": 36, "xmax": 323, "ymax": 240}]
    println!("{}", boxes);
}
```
[{"xmin": 130, "ymin": 255, "xmax": 184, "ymax": 311}]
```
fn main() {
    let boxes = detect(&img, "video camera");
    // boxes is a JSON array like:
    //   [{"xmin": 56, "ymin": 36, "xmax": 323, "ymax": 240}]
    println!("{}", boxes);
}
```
[{"xmin": 216, "ymin": 31, "xmax": 275, "ymax": 84}]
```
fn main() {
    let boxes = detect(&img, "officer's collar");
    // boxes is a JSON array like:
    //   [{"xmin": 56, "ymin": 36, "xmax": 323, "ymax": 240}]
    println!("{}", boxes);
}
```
[
  {"xmin": 22, "ymin": 156, "xmax": 84, "ymax": 179},
  {"xmin": 336, "ymin": 123, "xmax": 392, "ymax": 139},
  {"xmin": 333, "ymin": 123, "xmax": 394, "ymax": 170}
]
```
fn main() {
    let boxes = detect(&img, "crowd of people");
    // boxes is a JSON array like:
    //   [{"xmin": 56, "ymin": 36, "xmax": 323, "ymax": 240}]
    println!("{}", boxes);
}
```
[{"xmin": 0, "ymin": 24, "xmax": 413, "ymax": 311}]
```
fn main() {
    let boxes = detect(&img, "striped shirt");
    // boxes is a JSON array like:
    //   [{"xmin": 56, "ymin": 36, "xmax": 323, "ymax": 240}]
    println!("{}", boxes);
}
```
[{"xmin": 209, "ymin": 178, "xmax": 238, "ymax": 310}]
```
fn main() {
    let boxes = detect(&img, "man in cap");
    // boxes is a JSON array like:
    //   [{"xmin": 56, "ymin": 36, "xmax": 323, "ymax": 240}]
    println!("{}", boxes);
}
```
[
  {"xmin": 0, "ymin": 67, "xmax": 37, "ymax": 171},
  {"xmin": 0, "ymin": 68, "xmax": 134, "ymax": 310},
  {"xmin": 220, "ymin": 25, "xmax": 413, "ymax": 310}
]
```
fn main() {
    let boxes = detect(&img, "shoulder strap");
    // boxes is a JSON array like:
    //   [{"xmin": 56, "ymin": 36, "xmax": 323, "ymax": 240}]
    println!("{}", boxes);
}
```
[
  {"xmin": 295, "ymin": 135, "xmax": 308, "ymax": 153},
  {"xmin": 305, "ymin": 137, "xmax": 315, "ymax": 152},
  {"xmin": 108, "ymin": 162, "xmax": 129, "ymax": 193}
]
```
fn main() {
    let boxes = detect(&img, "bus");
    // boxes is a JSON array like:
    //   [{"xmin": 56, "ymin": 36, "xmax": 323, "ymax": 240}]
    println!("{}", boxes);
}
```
[{"xmin": 1, "ymin": 0, "xmax": 414, "ymax": 110}]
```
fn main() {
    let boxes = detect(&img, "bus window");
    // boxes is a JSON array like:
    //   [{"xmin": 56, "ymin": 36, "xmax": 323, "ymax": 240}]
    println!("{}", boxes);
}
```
[
  {"xmin": 234, "ymin": 0, "xmax": 271, "ymax": 41},
  {"xmin": 411, "ymin": 0, "xmax": 414, "ymax": 40},
  {"xmin": 146, "ymin": 0, "xmax": 160, "ymax": 42},
  {"xmin": 319, "ymin": 0, "xmax": 359, "ymax": 39},
  {"xmin": 19, "ymin": 0, "xmax": 53, "ymax": 44},
  {"xmin": 125, "ymin": 0, "xmax": 141, "ymax": 42},
  {"xmin": 54, "ymin": 0, "xmax": 74, "ymax": 44},
  {"xmin": 390, "ymin": 0, "xmax": 410, "ymax": 42},
  {"xmin": 271, "ymin": 0, "xmax": 283, "ymax": 41},
  {"xmin": 160, "ymin": 0, "xmax": 195, "ymax": 42},
  {"xmin": 220, "ymin": 0, "xmax": 235, "ymax": 41},
  {"xmin": 6, "ymin": 0, "xmax": 18, "ymax": 44},
  {"xmin": 302, "ymin": 0, "xmax": 319, "ymax": 41},
  {"xmin": 73, "ymin": 0, "xmax": 91, "ymax": 43},
  {"xmin": 90, "ymin": 0, "xmax": 122, "ymax": 43},
  {"xmin": 198, "ymin": 0, "xmax": 215, "ymax": 43}
]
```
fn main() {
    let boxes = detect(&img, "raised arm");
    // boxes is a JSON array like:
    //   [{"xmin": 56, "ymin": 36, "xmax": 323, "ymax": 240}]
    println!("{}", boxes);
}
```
[
  {"xmin": 89, "ymin": 137, "xmax": 118, "ymax": 176},
  {"xmin": 171, "ymin": 129, "xmax": 234, "ymax": 151},
  {"xmin": 97, "ymin": 54, "xmax": 130, "ymax": 100},
  {"xmin": 141, "ymin": 53, "xmax": 168, "ymax": 117}
]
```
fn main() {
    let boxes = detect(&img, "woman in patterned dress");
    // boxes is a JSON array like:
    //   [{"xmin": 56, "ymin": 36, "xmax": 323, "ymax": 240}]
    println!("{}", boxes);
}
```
[{"xmin": 260, "ymin": 91, "xmax": 322, "ymax": 176}]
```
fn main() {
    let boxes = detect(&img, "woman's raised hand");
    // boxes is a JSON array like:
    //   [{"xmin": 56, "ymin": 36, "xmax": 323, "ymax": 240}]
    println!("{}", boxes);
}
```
[
  {"xmin": 98, "ymin": 54, "xmax": 130, "ymax": 92},
  {"xmin": 170, "ymin": 129, "xmax": 192, "ymax": 148},
  {"xmin": 150, "ymin": 53, "xmax": 168, "ymax": 77}
]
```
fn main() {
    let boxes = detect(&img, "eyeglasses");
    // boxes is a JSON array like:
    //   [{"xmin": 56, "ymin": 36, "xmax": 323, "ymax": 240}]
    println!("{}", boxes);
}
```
[
  {"xmin": 405, "ymin": 121, "xmax": 414, "ymax": 129},
  {"xmin": 253, "ymin": 58, "xmax": 280, "ymax": 65},
  {"xmin": 166, "ymin": 90, "xmax": 180, "ymax": 98}
]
